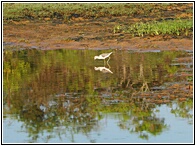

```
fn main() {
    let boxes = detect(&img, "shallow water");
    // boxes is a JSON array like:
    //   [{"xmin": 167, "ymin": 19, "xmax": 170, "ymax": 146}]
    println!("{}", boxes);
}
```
[{"xmin": 3, "ymin": 48, "xmax": 193, "ymax": 143}]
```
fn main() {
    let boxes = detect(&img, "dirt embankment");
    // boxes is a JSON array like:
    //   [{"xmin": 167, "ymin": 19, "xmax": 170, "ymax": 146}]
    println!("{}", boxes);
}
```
[
  {"xmin": 3, "ymin": 19, "xmax": 192, "ymax": 51},
  {"xmin": 3, "ymin": 3, "xmax": 193, "ymax": 51}
]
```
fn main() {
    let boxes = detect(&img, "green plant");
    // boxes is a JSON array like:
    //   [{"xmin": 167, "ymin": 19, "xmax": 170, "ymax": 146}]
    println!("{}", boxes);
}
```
[{"xmin": 118, "ymin": 19, "xmax": 193, "ymax": 37}]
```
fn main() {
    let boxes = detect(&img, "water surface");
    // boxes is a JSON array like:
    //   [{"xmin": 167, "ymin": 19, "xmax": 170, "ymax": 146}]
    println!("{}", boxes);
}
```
[{"xmin": 3, "ymin": 48, "xmax": 193, "ymax": 143}]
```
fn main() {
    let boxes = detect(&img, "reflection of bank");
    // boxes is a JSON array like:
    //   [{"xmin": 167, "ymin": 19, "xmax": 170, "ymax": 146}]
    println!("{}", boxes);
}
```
[{"xmin": 94, "ymin": 67, "xmax": 113, "ymax": 74}]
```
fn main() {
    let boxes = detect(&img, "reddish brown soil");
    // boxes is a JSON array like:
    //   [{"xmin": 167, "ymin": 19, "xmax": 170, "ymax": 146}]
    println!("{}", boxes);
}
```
[{"xmin": 3, "ymin": 17, "xmax": 193, "ymax": 51}]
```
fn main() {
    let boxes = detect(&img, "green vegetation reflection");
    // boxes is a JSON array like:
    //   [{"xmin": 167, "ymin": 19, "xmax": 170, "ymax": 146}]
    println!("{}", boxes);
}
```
[{"xmin": 3, "ymin": 48, "xmax": 193, "ymax": 141}]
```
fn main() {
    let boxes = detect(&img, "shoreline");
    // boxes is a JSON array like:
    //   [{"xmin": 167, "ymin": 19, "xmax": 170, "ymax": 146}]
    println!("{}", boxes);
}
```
[{"xmin": 3, "ymin": 22, "xmax": 193, "ymax": 51}]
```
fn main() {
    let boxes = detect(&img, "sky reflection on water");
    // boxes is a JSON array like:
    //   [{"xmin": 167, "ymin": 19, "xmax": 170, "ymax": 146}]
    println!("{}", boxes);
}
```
[{"xmin": 3, "ymin": 49, "xmax": 193, "ymax": 143}]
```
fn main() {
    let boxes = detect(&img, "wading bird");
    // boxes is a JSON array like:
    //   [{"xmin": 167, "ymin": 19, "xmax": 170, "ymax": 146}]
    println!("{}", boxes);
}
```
[{"xmin": 94, "ymin": 52, "xmax": 113, "ymax": 64}]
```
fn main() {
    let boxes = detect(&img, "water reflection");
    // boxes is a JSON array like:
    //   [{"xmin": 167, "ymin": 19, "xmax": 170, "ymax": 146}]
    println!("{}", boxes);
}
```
[
  {"xmin": 3, "ymin": 48, "xmax": 193, "ymax": 143},
  {"xmin": 94, "ymin": 66, "xmax": 113, "ymax": 74}
]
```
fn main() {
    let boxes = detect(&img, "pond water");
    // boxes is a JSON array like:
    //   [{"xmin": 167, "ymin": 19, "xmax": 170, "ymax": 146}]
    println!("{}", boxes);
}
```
[{"xmin": 3, "ymin": 48, "xmax": 193, "ymax": 143}]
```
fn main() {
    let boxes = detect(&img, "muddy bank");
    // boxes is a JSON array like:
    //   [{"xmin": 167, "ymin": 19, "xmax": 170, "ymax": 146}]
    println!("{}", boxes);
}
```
[{"xmin": 3, "ymin": 17, "xmax": 193, "ymax": 51}]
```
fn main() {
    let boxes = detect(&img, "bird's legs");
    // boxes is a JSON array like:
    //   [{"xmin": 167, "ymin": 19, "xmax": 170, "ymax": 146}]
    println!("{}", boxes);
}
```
[
  {"xmin": 104, "ymin": 57, "xmax": 110, "ymax": 67},
  {"xmin": 107, "ymin": 57, "xmax": 111, "ymax": 63},
  {"xmin": 106, "ymin": 57, "xmax": 111, "ymax": 68}
]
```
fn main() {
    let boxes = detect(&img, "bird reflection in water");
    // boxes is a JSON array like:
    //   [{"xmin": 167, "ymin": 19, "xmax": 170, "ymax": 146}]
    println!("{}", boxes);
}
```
[
  {"xmin": 94, "ymin": 52, "xmax": 113, "ymax": 74},
  {"xmin": 94, "ymin": 66, "xmax": 113, "ymax": 74}
]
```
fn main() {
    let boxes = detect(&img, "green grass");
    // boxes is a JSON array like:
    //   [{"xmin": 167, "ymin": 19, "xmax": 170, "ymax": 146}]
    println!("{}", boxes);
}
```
[
  {"xmin": 3, "ymin": 3, "xmax": 193, "ymax": 37},
  {"xmin": 3, "ymin": 3, "xmax": 192, "ymax": 21},
  {"xmin": 114, "ymin": 19, "xmax": 193, "ymax": 37}
]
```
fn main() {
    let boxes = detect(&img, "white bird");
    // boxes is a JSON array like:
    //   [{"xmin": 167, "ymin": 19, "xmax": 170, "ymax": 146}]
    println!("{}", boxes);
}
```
[
  {"xmin": 94, "ymin": 52, "xmax": 113, "ymax": 64},
  {"xmin": 94, "ymin": 67, "xmax": 113, "ymax": 74}
]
